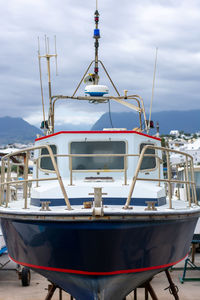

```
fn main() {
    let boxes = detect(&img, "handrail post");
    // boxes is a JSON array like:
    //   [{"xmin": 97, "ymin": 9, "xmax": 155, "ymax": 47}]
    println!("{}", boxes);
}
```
[
  {"xmin": 189, "ymin": 159, "xmax": 195, "ymax": 204},
  {"xmin": 35, "ymin": 159, "xmax": 39, "ymax": 188},
  {"xmin": 124, "ymin": 155, "xmax": 127, "ymax": 185},
  {"xmin": 185, "ymin": 156, "xmax": 191, "ymax": 207},
  {"xmin": 23, "ymin": 151, "xmax": 29, "ymax": 209},
  {"xmin": 15, "ymin": 164, "xmax": 19, "ymax": 192},
  {"xmin": 45, "ymin": 145, "xmax": 72, "ymax": 210},
  {"xmin": 166, "ymin": 151, "xmax": 172, "ymax": 209},
  {"xmin": 124, "ymin": 146, "xmax": 148, "ymax": 208},
  {"xmin": 0, "ymin": 160, "xmax": 5, "ymax": 205},
  {"xmin": 6, "ymin": 159, "xmax": 11, "ymax": 208},
  {"xmin": 158, "ymin": 157, "xmax": 161, "ymax": 187},
  {"xmin": 191, "ymin": 159, "xmax": 198, "ymax": 205},
  {"xmin": 69, "ymin": 156, "xmax": 73, "ymax": 186},
  {"xmin": 183, "ymin": 165, "xmax": 189, "ymax": 202},
  {"xmin": 176, "ymin": 164, "xmax": 180, "ymax": 200}
]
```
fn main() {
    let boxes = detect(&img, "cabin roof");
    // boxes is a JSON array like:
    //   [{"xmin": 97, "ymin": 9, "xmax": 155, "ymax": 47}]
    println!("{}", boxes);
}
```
[{"xmin": 35, "ymin": 131, "xmax": 161, "ymax": 142}]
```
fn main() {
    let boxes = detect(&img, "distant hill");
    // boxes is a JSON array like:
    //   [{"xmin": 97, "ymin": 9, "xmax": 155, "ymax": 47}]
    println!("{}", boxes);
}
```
[
  {"xmin": 91, "ymin": 110, "xmax": 200, "ymax": 134},
  {"xmin": 0, "ymin": 117, "xmax": 42, "ymax": 145}
]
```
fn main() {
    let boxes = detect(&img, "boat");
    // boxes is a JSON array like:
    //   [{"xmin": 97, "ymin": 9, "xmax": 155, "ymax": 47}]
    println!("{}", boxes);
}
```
[
  {"xmin": 0, "ymin": 227, "xmax": 6, "ymax": 256},
  {"xmin": 0, "ymin": 4, "xmax": 200, "ymax": 300},
  {"xmin": 174, "ymin": 164, "xmax": 200, "ymax": 234}
]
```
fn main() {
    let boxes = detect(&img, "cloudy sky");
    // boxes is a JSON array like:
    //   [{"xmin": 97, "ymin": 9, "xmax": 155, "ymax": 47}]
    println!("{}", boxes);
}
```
[{"xmin": 0, "ymin": 0, "xmax": 200, "ymax": 130}]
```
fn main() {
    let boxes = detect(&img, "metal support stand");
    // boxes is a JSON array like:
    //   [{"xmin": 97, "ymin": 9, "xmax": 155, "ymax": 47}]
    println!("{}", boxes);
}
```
[
  {"xmin": 133, "ymin": 279, "xmax": 158, "ymax": 300},
  {"xmin": 133, "ymin": 269, "xmax": 179, "ymax": 300},
  {"xmin": 179, "ymin": 258, "xmax": 200, "ymax": 283},
  {"xmin": 165, "ymin": 269, "xmax": 179, "ymax": 300},
  {"xmin": 44, "ymin": 283, "xmax": 74, "ymax": 300},
  {"xmin": 45, "ymin": 284, "xmax": 57, "ymax": 300},
  {"xmin": 179, "ymin": 234, "xmax": 200, "ymax": 283}
]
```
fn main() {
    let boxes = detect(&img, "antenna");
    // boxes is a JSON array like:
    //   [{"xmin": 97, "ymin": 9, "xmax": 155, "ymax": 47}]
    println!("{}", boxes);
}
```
[
  {"xmin": 54, "ymin": 36, "xmax": 58, "ymax": 75},
  {"xmin": 147, "ymin": 47, "xmax": 158, "ymax": 134},
  {"xmin": 38, "ymin": 37, "xmax": 46, "ymax": 130},
  {"xmin": 38, "ymin": 36, "xmax": 58, "ymax": 134}
]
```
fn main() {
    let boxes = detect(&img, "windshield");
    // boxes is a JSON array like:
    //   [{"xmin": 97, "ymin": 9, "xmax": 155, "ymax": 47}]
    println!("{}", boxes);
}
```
[{"xmin": 70, "ymin": 141, "xmax": 126, "ymax": 170}]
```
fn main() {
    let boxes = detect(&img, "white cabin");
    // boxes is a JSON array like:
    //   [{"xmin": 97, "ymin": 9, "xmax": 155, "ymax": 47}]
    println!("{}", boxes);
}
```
[{"xmin": 31, "ymin": 130, "xmax": 165, "ymax": 207}]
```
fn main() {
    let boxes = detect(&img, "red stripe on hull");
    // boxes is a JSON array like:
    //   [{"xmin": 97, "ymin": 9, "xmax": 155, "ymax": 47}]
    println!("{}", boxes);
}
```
[{"xmin": 9, "ymin": 254, "xmax": 187, "ymax": 276}]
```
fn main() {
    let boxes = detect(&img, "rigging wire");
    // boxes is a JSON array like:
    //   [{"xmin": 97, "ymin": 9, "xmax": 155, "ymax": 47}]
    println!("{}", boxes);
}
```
[{"xmin": 108, "ymin": 100, "xmax": 114, "ymax": 128}]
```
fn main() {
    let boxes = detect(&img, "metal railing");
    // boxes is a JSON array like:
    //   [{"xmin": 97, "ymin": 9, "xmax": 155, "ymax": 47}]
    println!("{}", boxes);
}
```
[
  {"xmin": 0, "ymin": 144, "xmax": 197, "ymax": 211},
  {"xmin": 124, "ymin": 145, "xmax": 197, "ymax": 209},
  {"xmin": 0, "ymin": 145, "xmax": 72, "ymax": 210}
]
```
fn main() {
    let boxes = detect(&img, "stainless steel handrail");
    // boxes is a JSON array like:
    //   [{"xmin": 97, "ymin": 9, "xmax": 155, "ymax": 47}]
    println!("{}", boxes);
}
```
[
  {"xmin": 0, "ymin": 145, "xmax": 72, "ymax": 210},
  {"xmin": 124, "ymin": 145, "xmax": 197, "ymax": 209},
  {"xmin": 0, "ymin": 144, "xmax": 197, "ymax": 210}
]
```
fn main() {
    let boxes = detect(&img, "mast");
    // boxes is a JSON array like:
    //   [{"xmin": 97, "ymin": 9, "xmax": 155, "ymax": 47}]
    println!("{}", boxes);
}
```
[{"xmin": 94, "ymin": 0, "xmax": 100, "ymax": 85}]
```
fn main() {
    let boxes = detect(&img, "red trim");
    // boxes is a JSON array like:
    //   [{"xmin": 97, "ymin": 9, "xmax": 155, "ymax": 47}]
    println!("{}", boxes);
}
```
[
  {"xmin": 9, "ymin": 254, "xmax": 187, "ymax": 276},
  {"xmin": 35, "ymin": 131, "xmax": 161, "ymax": 142}
]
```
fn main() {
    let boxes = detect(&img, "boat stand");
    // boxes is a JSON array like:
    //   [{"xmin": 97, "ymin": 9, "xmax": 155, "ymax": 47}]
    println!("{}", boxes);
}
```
[
  {"xmin": 179, "ymin": 234, "xmax": 200, "ymax": 283},
  {"xmin": 132, "ymin": 269, "xmax": 179, "ymax": 300},
  {"xmin": 45, "ymin": 283, "xmax": 74, "ymax": 300},
  {"xmin": 132, "ymin": 280, "xmax": 159, "ymax": 300},
  {"xmin": 164, "ymin": 269, "xmax": 179, "ymax": 300},
  {"xmin": 179, "ymin": 258, "xmax": 200, "ymax": 283}
]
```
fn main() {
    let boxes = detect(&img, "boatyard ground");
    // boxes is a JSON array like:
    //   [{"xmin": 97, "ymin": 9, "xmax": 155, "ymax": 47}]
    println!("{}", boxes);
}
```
[{"xmin": 0, "ymin": 253, "xmax": 200, "ymax": 300}]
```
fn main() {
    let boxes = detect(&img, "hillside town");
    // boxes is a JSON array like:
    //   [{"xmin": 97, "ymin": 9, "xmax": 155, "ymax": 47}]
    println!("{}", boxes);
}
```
[{"xmin": 164, "ymin": 130, "xmax": 200, "ymax": 165}]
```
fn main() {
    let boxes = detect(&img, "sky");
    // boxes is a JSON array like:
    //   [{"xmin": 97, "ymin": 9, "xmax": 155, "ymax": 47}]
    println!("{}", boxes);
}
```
[{"xmin": 0, "ymin": 0, "xmax": 200, "ymax": 130}]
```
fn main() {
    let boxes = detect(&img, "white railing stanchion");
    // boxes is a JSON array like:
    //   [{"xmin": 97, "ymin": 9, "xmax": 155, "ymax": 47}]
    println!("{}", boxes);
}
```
[{"xmin": 166, "ymin": 151, "xmax": 172, "ymax": 209}]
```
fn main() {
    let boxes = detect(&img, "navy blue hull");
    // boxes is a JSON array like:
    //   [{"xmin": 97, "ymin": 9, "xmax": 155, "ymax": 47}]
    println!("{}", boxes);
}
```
[{"xmin": 0, "ymin": 216, "xmax": 198, "ymax": 299}]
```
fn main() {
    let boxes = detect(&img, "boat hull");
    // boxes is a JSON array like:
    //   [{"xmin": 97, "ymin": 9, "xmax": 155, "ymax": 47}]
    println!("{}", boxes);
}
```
[
  {"xmin": 36, "ymin": 268, "xmax": 165, "ymax": 300},
  {"xmin": 0, "ymin": 215, "xmax": 198, "ymax": 299}
]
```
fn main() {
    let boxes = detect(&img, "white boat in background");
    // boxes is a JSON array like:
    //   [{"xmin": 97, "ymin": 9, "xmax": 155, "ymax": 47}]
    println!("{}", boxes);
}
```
[
  {"xmin": 0, "ymin": 227, "xmax": 6, "ymax": 255},
  {"xmin": 174, "ymin": 165, "xmax": 200, "ymax": 234}
]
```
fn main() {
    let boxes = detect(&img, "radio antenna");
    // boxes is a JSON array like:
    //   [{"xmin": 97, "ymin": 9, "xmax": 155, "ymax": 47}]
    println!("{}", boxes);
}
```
[
  {"xmin": 38, "ymin": 36, "xmax": 58, "ymax": 134},
  {"xmin": 54, "ymin": 36, "xmax": 58, "ymax": 75},
  {"xmin": 147, "ymin": 47, "xmax": 158, "ymax": 134},
  {"xmin": 38, "ymin": 37, "xmax": 46, "ymax": 131}
]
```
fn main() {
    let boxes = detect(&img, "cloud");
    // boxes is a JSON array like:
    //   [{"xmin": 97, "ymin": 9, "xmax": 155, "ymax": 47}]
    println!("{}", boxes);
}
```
[
  {"xmin": 25, "ymin": 106, "xmax": 104, "ymax": 127},
  {"xmin": 0, "ymin": 0, "xmax": 200, "ymax": 128}
]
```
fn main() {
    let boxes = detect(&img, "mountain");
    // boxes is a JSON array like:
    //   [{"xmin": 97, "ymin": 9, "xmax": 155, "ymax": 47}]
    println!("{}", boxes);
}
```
[
  {"xmin": 0, "ymin": 117, "xmax": 42, "ymax": 145},
  {"xmin": 91, "ymin": 110, "xmax": 200, "ymax": 134}
]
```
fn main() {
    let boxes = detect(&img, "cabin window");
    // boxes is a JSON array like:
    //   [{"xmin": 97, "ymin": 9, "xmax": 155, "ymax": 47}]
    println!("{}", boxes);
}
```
[
  {"xmin": 70, "ymin": 141, "xmax": 126, "ymax": 170},
  {"xmin": 40, "ymin": 145, "xmax": 57, "ymax": 171},
  {"xmin": 140, "ymin": 143, "xmax": 156, "ymax": 170}
]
